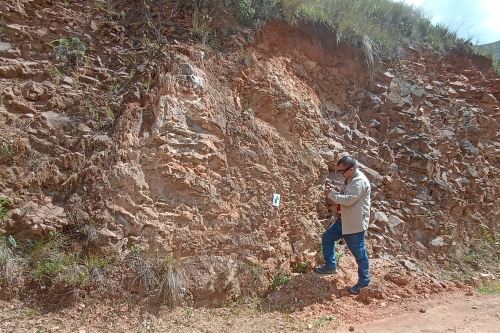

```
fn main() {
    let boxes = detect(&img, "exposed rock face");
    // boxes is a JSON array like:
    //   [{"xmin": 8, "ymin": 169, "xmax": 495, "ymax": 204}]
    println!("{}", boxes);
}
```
[{"xmin": 0, "ymin": 1, "xmax": 498, "ymax": 305}]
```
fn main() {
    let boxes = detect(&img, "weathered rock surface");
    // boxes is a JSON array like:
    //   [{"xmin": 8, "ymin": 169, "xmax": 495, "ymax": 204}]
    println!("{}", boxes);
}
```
[{"xmin": 0, "ymin": 0, "xmax": 498, "ymax": 306}]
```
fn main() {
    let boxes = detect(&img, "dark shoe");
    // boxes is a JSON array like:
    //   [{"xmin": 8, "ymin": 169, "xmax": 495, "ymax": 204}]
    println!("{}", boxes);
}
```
[
  {"xmin": 314, "ymin": 266, "xmax": 338, "ymax": 275},
  {"xmin": 348, "ymin": 283, "xmax": 368, "ymax": 295}
]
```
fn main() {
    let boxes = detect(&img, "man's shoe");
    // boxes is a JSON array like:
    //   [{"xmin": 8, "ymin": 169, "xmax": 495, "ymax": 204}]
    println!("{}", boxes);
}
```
[
  {"xmin": 314, "ymin": 266, "xmax": 338, "ymax": 275},
  {"xmin": 348, "ymin": 283, "xmax": 368, "ymax": 295}
]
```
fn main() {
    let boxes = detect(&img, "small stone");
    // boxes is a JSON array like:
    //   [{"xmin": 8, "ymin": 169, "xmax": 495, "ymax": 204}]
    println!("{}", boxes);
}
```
[
  {"xmin": 419, "ymin": 308, "xmax": 426, "ymax": 313},
  {"xmin": 448, "ymin": 87, "xmax": 458, "ymax": 98},
  {"xmin": 430, "ymin": 237, "xmax": 445, "ymax": 247},
  {"xmin": 78, "ymin": 123, "xmax": 92, "ymax": 133},
  {"xmin": 11, "ymin": 100, "xmax": 37, "ymax": 114},
  {"xmin": 481, "ymin": 93, "xmax": 497, "ymax": 105},
  {"xmin": 382, "ymin": 71, "xmax": 394, "ymax": 82},
  {"xmin": 62, "ymin": 76, "xmax": 74, "ymax": 86},
  {"xmin": 472, "ymin": 306, "xmax": 478, "ymax": 310},
  {"xmin": 41, "ymin": 111, "xmax": 71, "ymax": 130},
  {"xmin": 0, "ymin": 42, "xmax": 12, "ymax": 51},
  {"xmin": 374, "ymin": 211, "xmax": 389, "ymax": 225},
  {"xmin": 349, "ymin": 326, "xmax": 355, "ymax": 332},
  {"xmin": 78, "ymin": 75, "xmax": 100, "ymax": 85}
]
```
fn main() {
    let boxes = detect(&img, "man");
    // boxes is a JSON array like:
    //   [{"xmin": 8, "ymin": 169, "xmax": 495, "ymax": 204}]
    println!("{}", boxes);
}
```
[{"xmin": 315, "ymin": 156, "xmax": 371, "ymax": 295}]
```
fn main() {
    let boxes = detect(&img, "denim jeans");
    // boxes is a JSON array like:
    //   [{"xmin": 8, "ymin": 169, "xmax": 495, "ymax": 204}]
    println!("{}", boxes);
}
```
[{"xmin": 322, "ymin": 219, "xmax": 370, "ymax": 286}]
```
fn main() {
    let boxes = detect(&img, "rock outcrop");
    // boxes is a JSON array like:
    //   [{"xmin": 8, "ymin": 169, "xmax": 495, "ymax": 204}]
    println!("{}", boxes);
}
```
[{"xmin": 0, "ymin": 0, "xmax": 498, "ymax": 305}]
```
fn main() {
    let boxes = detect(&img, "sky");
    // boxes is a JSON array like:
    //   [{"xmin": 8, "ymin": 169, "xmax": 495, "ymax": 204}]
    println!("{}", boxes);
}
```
[{"xmin": 395, "ymin": 0, "xmax": 500, "ymax": 45}]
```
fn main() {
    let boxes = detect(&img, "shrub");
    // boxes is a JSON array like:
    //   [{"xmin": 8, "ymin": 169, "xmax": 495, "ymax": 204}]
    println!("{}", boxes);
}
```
[
  {"xmin": 31, "ymin": 258, "xmax": 67, "ymax": 281},
  {"xmin": 292, "ymin": 261, "xmax": 308, "ymax": 273},
  {"xmin": 0, "ymin": 142, "xmax": 15, "ymax": 164},
  {"xmin": 51, "ymin": 37, "xmax": 86, "ymax": 67},
  {"xmin": 192, "ymin": 9, "xmax": 214, "ymax": 45},
  {"xmin": 0, "ymin": 236, "xmax": 25, "ymax": 291},
  {"xmin": 477, "ymin": 280, "xmax": 500, "ymax": 295},
  {"xmin": 271, "ymin": 273, "xmax": 290, "ymax": 290},
  {"xmin": 128, "ymin": 249, "xmax": 182, "ymax": 306},
  {"xmin": 0, "ymin": 196, "xmax": 12, "ymax": 220},
  {"xmin": 287, "ymin": 0, "xmax": 469, "ymax": 56}
]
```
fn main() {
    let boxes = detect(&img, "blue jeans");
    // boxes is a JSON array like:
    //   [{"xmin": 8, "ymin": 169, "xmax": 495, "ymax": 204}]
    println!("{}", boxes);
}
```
[{"xmin": 322, "ymin": 219, "xmax": 370, "ymax": 286}]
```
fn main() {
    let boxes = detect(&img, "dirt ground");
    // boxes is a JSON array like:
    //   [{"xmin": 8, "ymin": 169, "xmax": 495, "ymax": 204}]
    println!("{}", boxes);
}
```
[
  {"xmin": 335, "ymin": 293, "xmax": 500, "ymax": 333},
  {"xmin": 1, "ymin": 291, "xmax": 498, "ymax": 333}
]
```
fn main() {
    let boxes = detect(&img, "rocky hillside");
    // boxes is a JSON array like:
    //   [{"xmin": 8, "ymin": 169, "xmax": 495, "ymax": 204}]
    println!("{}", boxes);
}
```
[
  {"xmin": 476, "ymin": 40, "xmax": 500, "ymax": 59},
  {"xmin": 0, "ymin": 0, "xmax": 498, "ymax": 308}
]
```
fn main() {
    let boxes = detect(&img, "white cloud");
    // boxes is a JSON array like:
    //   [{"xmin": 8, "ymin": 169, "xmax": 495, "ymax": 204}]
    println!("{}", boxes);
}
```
[
  {"xmin": 478, "ymin": 0, "xmax": 500, "ymax": 43},
  {"xmin": 431, "ymin": 15, "xmax": 442, "ymax": 25},
  {"xmin": 395, "ymin": 0, "xmax": 426, "ymax": 6},
  {"xmin": 394, "ymin": 0, "xmax": 500, "ymax": 43}
]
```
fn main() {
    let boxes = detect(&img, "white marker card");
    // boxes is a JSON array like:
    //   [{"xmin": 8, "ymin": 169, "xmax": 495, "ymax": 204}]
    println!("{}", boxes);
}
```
[{"xmin": 272, "ymin": 193, "xmax": 281, "ymax": 207}]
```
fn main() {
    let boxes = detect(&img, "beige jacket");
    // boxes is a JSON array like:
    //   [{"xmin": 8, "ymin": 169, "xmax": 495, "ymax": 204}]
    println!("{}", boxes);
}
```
[{"xmin": 328, "ymin": 169, "xmax": 371, "ymax": 234}]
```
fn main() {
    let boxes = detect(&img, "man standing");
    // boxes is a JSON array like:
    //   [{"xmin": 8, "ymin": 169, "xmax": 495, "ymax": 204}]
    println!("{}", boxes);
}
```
[{"xmin": 315, "ymin": 156, "xmax": 371, "ymax": 295}]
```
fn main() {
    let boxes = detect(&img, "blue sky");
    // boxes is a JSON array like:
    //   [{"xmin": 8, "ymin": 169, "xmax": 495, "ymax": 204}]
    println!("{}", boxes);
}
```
[{"xmin": 396, "ymin": 0, "xmax": 500, "ymax": 45}]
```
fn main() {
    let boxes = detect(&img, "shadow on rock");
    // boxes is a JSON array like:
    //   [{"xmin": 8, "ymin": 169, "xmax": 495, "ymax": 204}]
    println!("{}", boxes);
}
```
[{"xmin": 260, "ymin": 272, "xmax": 350, "ymax": 312}]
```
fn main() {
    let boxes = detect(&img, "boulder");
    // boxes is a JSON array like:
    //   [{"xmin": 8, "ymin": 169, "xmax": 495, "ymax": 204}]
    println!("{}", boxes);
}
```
[
  {"xmin": 373, "ymin": 211, "xmax": 389, "ymax": 225},
  {"xmin": 388, "ymin": 215, "xmax": 404, "ymax": 234},
  {"xmin": 41, "ymin": 111, "xmax": 71, "ymax": 130},
  {"xmin": 430, "ymin": 236, "xmax": 445, "ymax": 247}
]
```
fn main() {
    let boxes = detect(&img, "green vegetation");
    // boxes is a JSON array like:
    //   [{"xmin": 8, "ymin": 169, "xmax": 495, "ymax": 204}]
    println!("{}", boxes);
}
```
[
  {"xmin": 474, "ymin": 40, "xmax": 500, "ymax": 74},
  {"xmin": 0, "ymin": 236, "xmax": 24, "ymax": 289},
  {"xmin": 31, "ymin": 258, "xmax": 67, "ymax": 281},
  {"xmin": 0, "ymin": 196, "xmax": 12, "ymax": 220},
  {"xmin": 289, "ymin": 0, "xmax": 468, "ymax": 54},
  {"xmin": 271, "ymin": 273, "xmax": 290, "ymax": 290},
  {"xmin": 477, "ymin": 280, "xmax": 500, "ymax": 295},
  {"xmin": 184, "ymin": 0, "xmax": 468, "ymax": 58},
  {"xmin": 0, "ymin": 142, "xmax": 15, "ymax": 163},
  {"xmin": 312, "ymin": 315, "xmax": 337, "ymax": 329},
  {"xmin": 84, "ymin": 254, "xmax": 109, "ymax": 271},
  {"xmin": 192, "ymin": 10, "xmax": 214, "ymax": 45},
  {"xmin": 461, "ymin": 251, "xmax": 479, "ymax": 265},
  {"xmin": 292, "ymin": 261, "xmax": 308, "ymax": 273},
  {"xmin": 128, "ymin": 248, "xmax": 182, "ymax": 306},
  {"xmin": 50, "ymin": 37, "xmax": 86, "ymax": 67},
  {"xmin": 1, "ymin": 229, "xmax": 112, "ymax": 299}
]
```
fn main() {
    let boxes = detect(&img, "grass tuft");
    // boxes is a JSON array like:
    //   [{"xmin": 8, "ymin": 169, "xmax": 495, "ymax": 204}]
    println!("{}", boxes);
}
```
[
  {"xmin": 271, "ymin": 273, "xmax": 290, "ymax": 290},
  {"xmin": 477, "ymin": 280, "xmax": 500, "ymax": 295}
]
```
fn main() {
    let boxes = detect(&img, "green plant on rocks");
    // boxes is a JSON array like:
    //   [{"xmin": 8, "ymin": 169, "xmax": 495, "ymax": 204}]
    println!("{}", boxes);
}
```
[
  {"xmin": 0, "ymin": 142, "xmax": 15, "ymax": 163},
  {"xmin": 0, "ymin": 196, "xmax": 12, "ymax": 220},
  {"xmin": 51, "ymin": 37, "xmax": 86, "ymax": 67},
  {"xmin": 292, "ymin": 261, "xmax": 308, "ymax": 273},
  {"xmin": 271, "ymin": 273, "xmax": 290, "ymax": 290},
  {"xmin": 0, "ymin": 236, "xmax": 25, "ymax": 290}
]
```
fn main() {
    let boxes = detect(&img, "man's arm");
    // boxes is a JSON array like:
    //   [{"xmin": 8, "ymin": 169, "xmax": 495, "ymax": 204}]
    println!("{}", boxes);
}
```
[{"xmin": 327, "ymin": 181, "xmax": 366, "ymax": 207}]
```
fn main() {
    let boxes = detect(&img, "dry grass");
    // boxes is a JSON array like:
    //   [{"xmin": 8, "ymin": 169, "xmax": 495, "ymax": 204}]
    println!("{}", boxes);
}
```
[{"xmin": 128, "ymin": 248, "xmax": 183, "ymax": 307}]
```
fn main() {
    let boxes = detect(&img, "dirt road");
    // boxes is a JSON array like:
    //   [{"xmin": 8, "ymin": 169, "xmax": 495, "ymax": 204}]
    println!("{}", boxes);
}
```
[
  {"xmin": 1, "ymin": 292, "xmax": 499, "ymax": 332},
  {"xmin": 335, "ymin": 294, "xmax": 500, "ymax": 333}
]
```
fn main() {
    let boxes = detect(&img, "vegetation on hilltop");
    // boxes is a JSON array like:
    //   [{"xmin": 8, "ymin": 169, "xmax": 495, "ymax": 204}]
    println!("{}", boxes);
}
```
[
  {"xmin": 474, "ymin": 41, "xmax": 500, "ymax": 74},
  {"xmin": 183, "ymin": 0, "xmax": 471, "ymax": 57}
]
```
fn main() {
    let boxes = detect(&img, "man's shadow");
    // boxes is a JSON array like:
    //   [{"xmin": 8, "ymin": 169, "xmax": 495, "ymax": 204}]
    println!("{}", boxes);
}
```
[{"xmin": 260, "ymin": 272, "xmax": 351, "ymax": 313}]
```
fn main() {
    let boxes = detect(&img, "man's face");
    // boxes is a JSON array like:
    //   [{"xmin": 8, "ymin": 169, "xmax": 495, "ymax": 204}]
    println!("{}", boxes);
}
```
[{"xmin": 336, "ymin": 163, "xmax": 355, "ymax": 180}]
